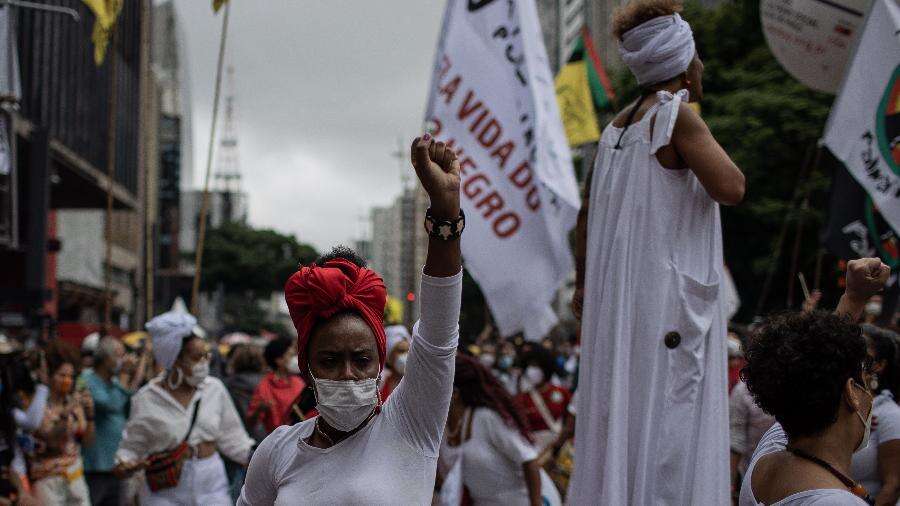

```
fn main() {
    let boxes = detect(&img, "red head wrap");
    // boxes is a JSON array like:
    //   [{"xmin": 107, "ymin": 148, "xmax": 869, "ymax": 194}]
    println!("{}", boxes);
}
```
[{"xmin": 284, "ymin": 258, "xmax": 387, "ymax": 379}]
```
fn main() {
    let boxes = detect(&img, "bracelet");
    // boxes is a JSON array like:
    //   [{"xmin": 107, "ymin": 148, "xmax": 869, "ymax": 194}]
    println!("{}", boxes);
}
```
[{"xmin": 424, "ymin": 208, "xmax": 465, "ymax": 241}]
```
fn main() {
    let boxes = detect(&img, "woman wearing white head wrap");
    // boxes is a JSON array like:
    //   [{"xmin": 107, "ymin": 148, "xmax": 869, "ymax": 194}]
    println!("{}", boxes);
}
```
[
  {"xmin": 569, "ymin": 1, "xmax": 745, "ymax": 505},
  {"xmin": 113, "ymin": 310, "xmax": 254, "ymax": 506}
]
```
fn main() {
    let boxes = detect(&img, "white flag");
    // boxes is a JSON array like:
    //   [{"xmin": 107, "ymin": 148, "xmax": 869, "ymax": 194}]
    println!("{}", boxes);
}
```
[
  {"xmin": 424, "ymin": 0, "xmax": 580, "ymax": 341},
  {"xmin": 823, "ymin": 0, "xmax": 900, "ymax": 232}
]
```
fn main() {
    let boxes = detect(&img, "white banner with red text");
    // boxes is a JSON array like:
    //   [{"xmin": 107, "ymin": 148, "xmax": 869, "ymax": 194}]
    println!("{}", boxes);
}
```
[{"xmin": 425, "ymin": 0, "xmax": 581, "ymax": 341}]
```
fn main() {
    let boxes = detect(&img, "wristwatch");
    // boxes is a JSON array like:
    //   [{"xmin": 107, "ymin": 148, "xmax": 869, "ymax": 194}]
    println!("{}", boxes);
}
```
[{"xmin": 424, "ymin": 208, "xmax": 465, "ymax": 241}]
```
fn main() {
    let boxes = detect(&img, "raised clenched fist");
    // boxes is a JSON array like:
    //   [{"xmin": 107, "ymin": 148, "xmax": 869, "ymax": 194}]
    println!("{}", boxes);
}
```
[
  {"xmin": 411, "ymin": 135, "xmax": 461, "ymax": 220},
  {"xmin": 845, "ymin": 258, "xmax": 890, "ymax": 303}
]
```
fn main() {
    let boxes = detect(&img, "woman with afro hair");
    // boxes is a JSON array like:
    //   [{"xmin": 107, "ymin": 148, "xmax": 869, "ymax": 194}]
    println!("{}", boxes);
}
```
[{"xmin": 741, "ymin": 258, "xmax": 890, "ymax": 505}]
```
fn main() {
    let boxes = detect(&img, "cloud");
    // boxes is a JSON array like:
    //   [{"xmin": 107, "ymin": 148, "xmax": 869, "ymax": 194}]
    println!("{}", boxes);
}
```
[{"xmin": 173, "ymin": 0, "xmax": 444, "ymax": 250}]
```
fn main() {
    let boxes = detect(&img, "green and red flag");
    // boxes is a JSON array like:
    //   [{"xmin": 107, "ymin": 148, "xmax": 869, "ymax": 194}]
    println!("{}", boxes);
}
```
[{"xmin": 570, "ymin": 27, "xmax": 616, "ymax": 111}]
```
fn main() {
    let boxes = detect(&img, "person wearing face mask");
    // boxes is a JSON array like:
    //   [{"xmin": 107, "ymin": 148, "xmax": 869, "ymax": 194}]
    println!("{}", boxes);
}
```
[
  {"xmin": 238, "ymin": 136, "xmax": 463, "ymax": 505},
  {"xmin": 739, "ymin": 258, "xmax": 890, "ymax": 506},
  {"xmin": 379, "ymin": 339, "xmax": 410, "ymax": 401},
  {"xmin": 438, "ymin": 353, "xmax": 557, "ymax": 506},
  {"xmin": 29, "ymin": 340, "xmax": 94, "ymax": 505},
  {"xmin": 248, "ymin": 337, "xmax": 306, "ymax": 434},
  {"xmin": 515, "ymin": 348, "xmax": 572, "ymax": 454},
  {"xmin": 80, "ymin": 337, "xmax": 146, "ymax": 506},
  {"xmin": 851, "ymin": 325, "xmax": 900, "ymax": 505},
  {"xmin": 114, "ymin": 310, "xmax": 254, "ymax": 506}
]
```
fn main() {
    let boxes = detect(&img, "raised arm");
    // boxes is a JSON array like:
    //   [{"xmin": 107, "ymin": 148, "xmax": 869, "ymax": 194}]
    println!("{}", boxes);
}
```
[
  {"xmin": 672, "ymin": 102, "xmax": 745, "ymax": 206},
  {"xmin": 412, "ymin": 134, "xmax": 462, "ymax": 277},
  {"xmin": 384, "ymin": 136, "xmax": 463, "ymax": 455},
  {"xmin": 834, "ymin": 258, "xmax": 890, "ymax": 321}
]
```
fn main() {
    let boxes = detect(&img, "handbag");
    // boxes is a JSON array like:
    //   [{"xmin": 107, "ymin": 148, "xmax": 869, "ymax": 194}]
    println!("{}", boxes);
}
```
[{"xmin": 144, "ymin": 398, "xmax": 202, "ymax": 492}]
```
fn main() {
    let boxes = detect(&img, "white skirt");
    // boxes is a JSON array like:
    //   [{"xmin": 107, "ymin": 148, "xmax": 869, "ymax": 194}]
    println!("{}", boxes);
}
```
[{"xmin": 141, "ymin": 452, "xmax": 231, "ymax": 506}]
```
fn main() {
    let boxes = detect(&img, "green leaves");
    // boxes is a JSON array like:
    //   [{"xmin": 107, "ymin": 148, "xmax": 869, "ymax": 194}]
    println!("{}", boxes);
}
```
[{"xmin": 200, "ymin": 222, "xmax": 318, "ymax": 296}]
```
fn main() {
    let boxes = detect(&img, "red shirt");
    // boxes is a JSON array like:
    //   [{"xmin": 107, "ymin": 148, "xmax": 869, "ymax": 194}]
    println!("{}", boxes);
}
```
[
  {"xmin": 249, "ymin": 372, "xmax": 305, "ymax": 433},
  {"xmin": 517, "ymin": 384, "xmax": 572, "ymax": 432},
  {"xmin": 728, "ymin": 358, "xmax": 746, "ymax": 393},
  {"xmin": 379, "ymin": 371, "xmax": 401, "ymax": 401}
]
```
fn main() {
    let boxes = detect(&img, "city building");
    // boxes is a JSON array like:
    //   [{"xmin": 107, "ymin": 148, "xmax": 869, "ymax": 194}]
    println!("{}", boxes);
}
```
[
  {"xmin": 0, "ymin": 1, "xmax": 153, "ymax": 343},
  {"xmin": 152, "ymin": 0, "xmax": 195, "ymax": 316}
]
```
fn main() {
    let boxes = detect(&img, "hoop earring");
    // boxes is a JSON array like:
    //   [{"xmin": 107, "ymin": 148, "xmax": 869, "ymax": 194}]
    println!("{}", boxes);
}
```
[{"xmin": 167, "ymin": 367, "xmax": 183, "ymax": 389}]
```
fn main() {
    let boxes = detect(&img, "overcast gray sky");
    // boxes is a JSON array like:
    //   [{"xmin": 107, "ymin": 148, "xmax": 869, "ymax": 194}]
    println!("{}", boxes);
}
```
[{"xmin": 173, "ymin": 0, "xmax": 445, "ymax": 251}]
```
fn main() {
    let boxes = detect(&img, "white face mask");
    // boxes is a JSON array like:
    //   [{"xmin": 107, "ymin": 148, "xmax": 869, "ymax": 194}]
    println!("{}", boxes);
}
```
[
  {"xmin": 853, "ymin": 383, "xmax": 874, "ymax": 453},
  {"xmin": 310, "ymin": 370, "xmax": 379, "ymax": 432},
  {"xmin": 394, "ymin": 353, "xmax": 408, "ymax": 376},
  {"xmin": 525, "ymin": 366, "xmax": 545, "ymax": 386},
  {"xmin": 865, "ymin": 302, "xmax": 882, "ymax": 315},
  {"xmin": 185, "ymin": 359, "xmax": 209, "ymax": 387},
  {"xmin": 286, "ymin": 356, "xmax": 301, "ymax": 375},
  {"xmin": 479, "ymin": 354, "xmax": 496, "ymax": 368}
]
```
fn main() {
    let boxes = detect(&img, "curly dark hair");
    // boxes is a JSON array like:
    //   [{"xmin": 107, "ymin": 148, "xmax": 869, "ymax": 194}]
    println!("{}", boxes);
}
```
[
  {"xmin": 454, "ymin": 353, "xmax": 532, "ymax": 443},
  {"xmin": 861, "ymin": 324, "xmax": 899, "ymax": 400},
  {"xmin": 315, "ymin": 246, "xmax": 367, "ymax": 268},
  {"xmin": 742, "ymin": 311, "xmax": 867, "ymax": 439},
  {"xmin": 612, "ymin": 0, "xmax": 683, "ymax": 40},
  {"xmin": 45, "ymin": 339, "xmax": 80, "ymax": 376}
]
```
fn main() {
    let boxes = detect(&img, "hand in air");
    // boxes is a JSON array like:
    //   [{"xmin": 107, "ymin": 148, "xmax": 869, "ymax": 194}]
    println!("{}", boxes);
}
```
[
  {"xmin": 845, "ymin": 258, "xmax": 890, "ymax": 303},
  {"xmin": 411, "ymin": 135, "xmax": 461, "ymax": 219}
]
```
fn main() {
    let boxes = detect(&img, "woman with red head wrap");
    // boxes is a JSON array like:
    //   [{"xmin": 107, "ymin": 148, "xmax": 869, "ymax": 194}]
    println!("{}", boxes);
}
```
[{"xmin": 239, "ymin": 136, "xmax": 463, "ymax": 505}]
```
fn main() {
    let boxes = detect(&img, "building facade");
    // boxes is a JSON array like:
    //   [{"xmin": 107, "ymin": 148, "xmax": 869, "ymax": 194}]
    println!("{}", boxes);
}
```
[{"xmin": 0, "ymin": 1, "xmax": 153, "ymax": 343}]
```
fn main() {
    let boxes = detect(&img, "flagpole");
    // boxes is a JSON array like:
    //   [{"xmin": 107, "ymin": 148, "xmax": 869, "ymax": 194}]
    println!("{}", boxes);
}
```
[
  {"xmin": 191, "ymin": 1, "xmax": 230, "ymax": 316},
  {"xmin": 103, "ymin": 29, "xmax": 118, "ymax": 334}
]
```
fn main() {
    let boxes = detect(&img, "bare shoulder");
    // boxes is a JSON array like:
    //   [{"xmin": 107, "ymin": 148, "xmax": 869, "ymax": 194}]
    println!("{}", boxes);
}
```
[{"xmin": 673, "ymin": 101, "xmax": 708, "ymax": 136}]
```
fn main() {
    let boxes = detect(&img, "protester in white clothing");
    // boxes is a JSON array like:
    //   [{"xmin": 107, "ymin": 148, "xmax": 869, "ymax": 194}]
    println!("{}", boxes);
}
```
[
  {"xmin": 730, "ymin": 381, "xmax": 775, "ymax": 494},
  {"xmin": 740, "ymin": 258, "xmax": 889, "ymax": 506},
  {"xmin": 568, "ymin": 1, "xmax": 745, "ymax": 503},
  {"xmin": 238, "ymin": 136, "xmax": 463, "ymax": 505},
  {"xmin": 115, "ymin": 311, "xmax": 255, "ymax": 506},
  {"xmin": 850, "ymin": 325, "xmax": 900, "ymax": 504},
  {"xmin": 439, "ymin": 354, "xmax": 545, "ymax": 506}
]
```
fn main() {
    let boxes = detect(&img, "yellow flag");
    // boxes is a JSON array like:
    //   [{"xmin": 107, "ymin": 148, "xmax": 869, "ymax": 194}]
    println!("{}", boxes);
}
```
[
  {"xmin": 213, "ymin": 0, "xmax": 229, "ymax": 13},
  {"xmin": 555, "ymin": 61, "xmax": 601, "ymax": 147},
  {"xmin": 83, "ymin": 0, "xmax": 122, "ymax": 65}
]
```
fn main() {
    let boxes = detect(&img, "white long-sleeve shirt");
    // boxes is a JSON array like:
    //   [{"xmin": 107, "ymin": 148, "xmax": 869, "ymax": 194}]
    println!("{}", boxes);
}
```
[
  {"xmin": 238, "ymin": 270, "xmax": 462, "ymax": 506},
  {"xmin": 116, "ymin": 375, "xmax": 254, "ymax": 465},
  {"xmin": 13, "ymin": 384, "xmax": 48, "ymax": 431}
]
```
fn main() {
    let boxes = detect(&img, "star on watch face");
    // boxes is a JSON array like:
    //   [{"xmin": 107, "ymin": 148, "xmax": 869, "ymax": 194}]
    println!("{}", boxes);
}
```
[{"xmin": 438, "ymin": 224, "xmax": 453, "ymax": 239}]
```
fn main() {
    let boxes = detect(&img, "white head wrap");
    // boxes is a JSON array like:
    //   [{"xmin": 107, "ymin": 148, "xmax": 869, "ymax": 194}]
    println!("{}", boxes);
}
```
[
  {"xmin": 619, "ymin": 14, "xmax": 696, "ymax": 86},
  {"xmin": 146, "ymin": 311, "xmax": 198, "ymax": 370},
  {"xmin": 384, "ymin": 324, "xmax": 411, "ymax": 354}
]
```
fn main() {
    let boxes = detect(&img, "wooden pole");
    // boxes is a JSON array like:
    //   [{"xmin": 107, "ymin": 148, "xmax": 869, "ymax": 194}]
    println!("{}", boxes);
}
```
[
  {"xmin": 191, "ymin": 2, "xmax": 230, "ymax": 315},
  {"xmin": 103, "ymin": 30, "xmax": 118, "ymax": 333},
  {"xmin": 140, "ymin": 0, "xmax": 154, "ymax": 324},
  {"xmin": 786, "ymin": 197, "xmax": 809, "ymax": 308}
]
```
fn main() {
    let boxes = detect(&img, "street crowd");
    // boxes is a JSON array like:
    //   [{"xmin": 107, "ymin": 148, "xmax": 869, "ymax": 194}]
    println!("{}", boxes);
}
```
[{"xmin": 3, "ymin": 0, "xmax": 900, "ymax": 504}]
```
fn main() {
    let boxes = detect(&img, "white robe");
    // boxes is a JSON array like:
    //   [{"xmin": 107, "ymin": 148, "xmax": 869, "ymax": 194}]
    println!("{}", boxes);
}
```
[{"xmin": 568, "ymin": 90, "xmax": 730, "ymax": 505}]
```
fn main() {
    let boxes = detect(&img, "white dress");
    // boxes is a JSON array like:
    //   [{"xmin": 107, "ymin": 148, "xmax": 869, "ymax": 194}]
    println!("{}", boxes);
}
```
[
  {"xmin": 740, "ymin": 424, "xmax": 868, "ymax": 505},
  {"xmin": 569, "ymin": 90, "xmax": 730, "ymax": 505}
]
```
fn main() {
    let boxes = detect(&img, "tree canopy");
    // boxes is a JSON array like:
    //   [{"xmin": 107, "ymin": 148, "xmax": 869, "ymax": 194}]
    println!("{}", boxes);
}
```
[{"xmin": 200, "ymin": 221, "xmax": 318, "ymax": 296}]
